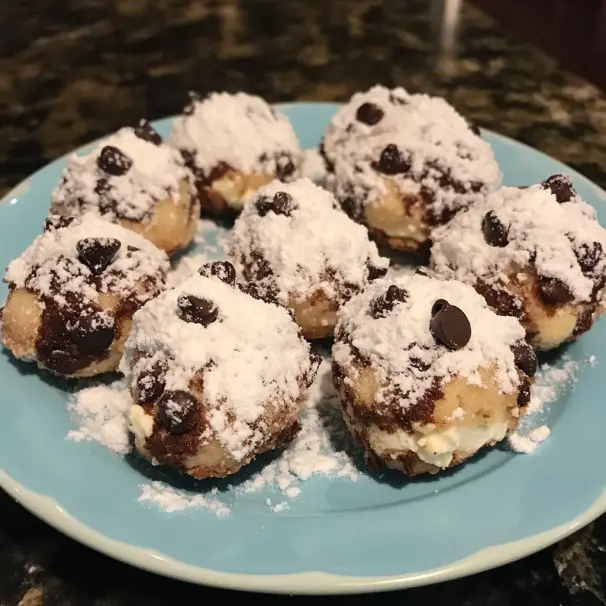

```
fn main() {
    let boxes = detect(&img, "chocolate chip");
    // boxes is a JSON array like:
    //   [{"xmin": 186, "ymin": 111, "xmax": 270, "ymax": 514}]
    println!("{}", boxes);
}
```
[
  {"xmin": 511, "ymin": 342, "xmax": 537, "ymax": 377},
  {"xmin": 541, "ymin": 174, "xmax": 575, "ymax": 203},
  {"xmin": 133, "ymin": 119, "xmax": 162, "ymax": 145},
  {"xmin": 367, "ymin": 262, "xmax": 388, "ymax": 281},
  {"xmin": 370, "ymin": 284, "xmax": 408, "ymax": 318},
  {"xmin": 238, "ymin": 282, "xmax": 280, "ymax": 306},
  {"xmin": 157, "ymin": 390, "xmax": 197, "ymax": 434},
  {"xmin": 431, "ymin": 298, "xmax": 450, "ymax": 316},
  {"xmin": 517, "ymin": 379, "xmax": 531, "ymax": 407},
  {"xmin": 136, "ymin": 361, "xmax": 167, "ymax": 404},
  {"xmin": 275, "ymin": 153, "xmax": 296, "ymax": 181},
  {"xmin": 256, "ymin": 191, "xmax": 294, "ymax": 217},
  {"xmin": 374, "ymin": 144, "xmax": 410, "ymax": 175},
  {"xmin": 482, "ymin": 211, "xmax": 509, "ymax": 247},
  {"xmin": 389, "ymin": 93, "xmax": 407, "ymax": 105},
  {"xmin": 415, "ymin": 267, "xmax": 430, "ymax": 277},
  {"xmin": 575, "ymin": 242, "xmax": 603, "ymax": 273},
  {"xmin": 97, "ymin": 145, "xmax": 133, "ymax": 176},
  {"xmin": 273, "ymin": 191, "xmax": 294, "ymax": 215},
  {"xmin": 177, "ymin": 294, "xmax": 218, "ymax": 326},
  {"xmin": 44, "ymin": 215, "xmax": 75, "ymax": 232},
  {"xmin": 127, "ymin": 245, "xmax": 141, "ymax": 255},
  {"xmin": 430, "ymin": 304, "xmax": 471, "ymax": 350},
  {"xmin": 45, "ymin": 350, "xmax": 80, "ymax": 375},
  {"xmin": 355, "ymin": 102, "xmax": 384, "ymax": 125},
  {"xmin": 68, "ymin": 314, "xmax": 115, "ymax": 353},
  {"xmin": 76, "ymin": 238, "xmax": 121, "ymax": 275},
  {"xmin": 538, "ymin": 277, "xmax": 573, "ymax": 305},
  {"xmin": 198, "ymin": 261, "xmax": 236, "ymax": 286}
]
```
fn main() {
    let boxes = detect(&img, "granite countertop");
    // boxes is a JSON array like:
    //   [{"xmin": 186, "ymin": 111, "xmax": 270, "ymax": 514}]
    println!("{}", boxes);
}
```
[{"xmin": 2, "ymin": 0, "xmax": 606, "ymax": 604}]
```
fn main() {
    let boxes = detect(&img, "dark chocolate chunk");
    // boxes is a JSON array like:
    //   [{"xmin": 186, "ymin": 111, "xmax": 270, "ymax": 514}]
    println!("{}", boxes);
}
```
[
  {"xmin": 198, "ymin": 261, "xmax": 236, "ymax": 286},
  {"xmin": 44, "ymin": 215, "xmax": 75, "ymax": 232},
  {"xmin": 431, "ymin": 298, "xmax": 450, "ymax": 317},
  {"xmin": 238, "ymin": 282, "xmax": 280, "ymax": 306},
  {"xmin": 541, "ymin": 174, "xmax": 575, "ymax": 203},
  {"xmin": 374, "ymin": 144, "xmax": 410, "ymax": 175},
  {"xmin": 157, "ymin": 390, "xmax": 198, "ymax": 434},
  {"xmin": 275, "ymin": 153, "xmax": 296, "ymax": 181},
  {"xmin": 355, "ymin": 102, "xmax": 384, "ymax": 125},
  {"xmin": 575, "ymin": 242, "xmax": 603, "ymax": 273},
  {"xmin": 272, "ymin": 191, "xmax": 294, "ymax": 215},
  {"xmin": 430, "ymin": 304, "xmax": 471, "ymax": 350},
  {"xmin": 255, "ymin": 196, "xmax": 274, "ymax": 217},
  {"xmin": 68, "ymin": 314, "xmax": 115, "ymax": 353},
  {"xmin": 511, "ymin": 342, "xmax": 537, "ymax": 377},
  {"xmin": 367, "ymin": 262, "xmax": 388, "ymax": 281},
  {"xmin": 45, "ymin": 350, "xmax": 81, "ymax": 375},
  {"xmin": 97, "ymin": 145, "xmax": 133, "ymax": 176},
  {"xmin": 177, "ymin": 294, "xmax": 218, "ymax": 326},
  {"xmin": 133, "ymin": 119, "xmax": 162, "ymax": 145},
  {"xmin": 482, "ymin": 211, "xmax": 509, "ymax": 247},
  {"xmin": 76, "ymin": 238, "xmax": 121, "ymax": 275},
  {"xmin": 538, "ymin": 277, "xmax": 573, "ymax": 305},
  {"xmin": 370, "ymin": 284, "xmax": 408, "ymax": 319},
  {"xmin": 517, "ymin": 378, "xmax": 532, "ymax": 407},
  {"xmin": 136, "ymin": 361, "xmax": 167, "ymax": 404}
]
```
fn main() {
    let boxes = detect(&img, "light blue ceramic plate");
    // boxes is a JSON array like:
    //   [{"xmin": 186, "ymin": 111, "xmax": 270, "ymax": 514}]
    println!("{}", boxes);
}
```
[{"xmin": 1, "ymin": 102, "xmax": 605, "ymax": 595}]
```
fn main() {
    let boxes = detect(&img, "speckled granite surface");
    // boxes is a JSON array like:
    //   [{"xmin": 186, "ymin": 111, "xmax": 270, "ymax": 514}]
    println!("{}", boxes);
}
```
[{"xmin": 1, "ymin": 0, "xmax": 606, "ymax": 604}]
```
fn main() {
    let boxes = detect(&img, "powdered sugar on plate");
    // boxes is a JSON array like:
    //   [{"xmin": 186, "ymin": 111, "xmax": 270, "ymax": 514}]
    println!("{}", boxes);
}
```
[
  {"xmin": 508, "ymin": 353, "xmax": 594, "ymax": 453},
  {"xmin": 138, "ymin": 481, "xmax": 230, "ymax": 516},
  {"xmin": 67, "ymin": 379, "xmax": 132, "ymax": 454}
]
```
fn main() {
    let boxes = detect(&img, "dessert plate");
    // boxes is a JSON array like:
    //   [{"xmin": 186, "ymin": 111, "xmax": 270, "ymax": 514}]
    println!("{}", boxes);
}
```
[{"xmin": 0, "ymin": 102, "xmax": 605, "ymax": 595}]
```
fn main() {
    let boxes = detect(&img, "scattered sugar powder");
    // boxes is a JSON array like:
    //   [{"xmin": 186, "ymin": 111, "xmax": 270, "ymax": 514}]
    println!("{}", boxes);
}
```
[
  {"xmin": 51, "ymin": 126, "xmax": 191, "ymax": 222},
  {"xmin": 238, "ymin": 359, "xmax": 358, "ymax": 501},
  {"xmin": 229, "ymin": 178, "xmax": 388, "ymax": 303},
  {"xmin": 168, "ymin": 92, "xmax": 301, "ymax": 175},
  {"xmin": 333, "ymin": 273, "xmax": 526, "ymax": 409},
  {"xmin": 327, "ymin": 85, "xmax": 501, "ymax": 219},
  {"xmin": 508, "ymin": 354, "xmax": 593, "ymax": 453},
  {"xmin": 431, "ymin": 184, "xmax": 606, "ymax": 304},
  {"xmin": 67, "ymin": 380, "xmax": 132, "ymax": 454},
  {"xmin": 139, "ymin": 481, "xmax": 230, "ymax": 516}
]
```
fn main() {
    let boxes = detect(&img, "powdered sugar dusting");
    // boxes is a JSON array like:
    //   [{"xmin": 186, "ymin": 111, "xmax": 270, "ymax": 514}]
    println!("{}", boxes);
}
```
[
  {"xmin": 431, "ymin": 184, "xmax": 606, "ymax": 303},
  {"xmin": 5, "ymin": 213, "xmax": 169, "ymax": 302},
  {"xmin": 168, "ymin": 92, "xmax": 301, "ymax": 175},
  {"xmin": 51, "ymin": 127, "xmax": 191, "ymax": 222},
  {"xmin": 229, "ymin": 178, "xmax": 388, "ymax": 302},
  {"xmin": 327, "ymin": 85, "xmax": 501, "ymax": 219},
  {"xmin": 334, "ymin": 273, "xmax": 526, "ymax": 407},
  {"xmin": 122, "ymin": 272, "xmax": 311, "ymax": 462}
]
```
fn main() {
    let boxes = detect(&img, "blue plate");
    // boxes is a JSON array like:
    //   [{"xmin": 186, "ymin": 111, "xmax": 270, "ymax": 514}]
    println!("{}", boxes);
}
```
[{"xmin": 1, "ymin": 102, "xmax": 605, "ymax": 595}]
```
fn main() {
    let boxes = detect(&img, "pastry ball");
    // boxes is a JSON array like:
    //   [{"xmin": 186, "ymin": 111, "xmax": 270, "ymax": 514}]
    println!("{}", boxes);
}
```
[
  {"xmin": 324, "ymin": 85, "xmax": 501, "ymax": 253},
  {"xmin": 228, "ymin": 178, "xmax": 389, "ymax": 339},
  {"xmin": 2, "ymin": 213, "xmax": 169, "ymax": 378},
  {"xmin": 50, "ymin": 121, "xmax": 198, "ymax": 255},
  {"xmin": 430, "ymin": 176, "xmax": 606, "ymax": 350},
  {"xmin": 168, "ymin": 91, "xmax": 301, "ymax": 215},
  {"xmin": 332, "ymin": 273, "xmax": 533, "ymax": 476},
  {"xmin": 123, "ymin": 264, "xmax": 317, "ymax": 479}
]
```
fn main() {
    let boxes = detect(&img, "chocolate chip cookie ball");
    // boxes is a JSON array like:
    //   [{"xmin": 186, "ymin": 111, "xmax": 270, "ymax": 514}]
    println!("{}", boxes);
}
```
[
  {"xmin": 123, "ymin": 267, "xmax": 317, "ymax": 479},
  {"xmin": 2, "ymin": 213, "xmax": 169, "ymax": 378},
  {"xmin": 228, "ymin": 178, "xmax": 389, "ymax": 339},
  {"xmin": 431, "ymin": 177, "xmax": 606, "ymax": 350},
  {"xmin": 324, "ymin": 85, "xmax": 501, "ymax": 253},
  {"xmin": 332, "ymin": 273, "xmax": 533, "ymax": 476},
  {"xmin": 168, "ymin": 92, "xmax": 301, "ymax": 215},
  {"xmin": 50, "ymin": 121, "xmax": 198, "ymax": 256}
]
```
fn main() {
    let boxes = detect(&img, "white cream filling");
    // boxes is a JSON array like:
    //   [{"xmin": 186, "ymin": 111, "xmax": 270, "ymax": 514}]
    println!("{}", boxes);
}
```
[
  {"xmin": 369, "ymin": 422, "xmax": 509, "ymax": 468},
  {"xmin": 129, "ymin": 404, "xmax": 154, "ymax": 447}
]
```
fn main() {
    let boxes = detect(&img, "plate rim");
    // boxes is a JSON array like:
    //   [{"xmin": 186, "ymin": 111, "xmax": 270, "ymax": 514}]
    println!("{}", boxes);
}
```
[{"xmin": 2, "ymin": 101, "xmax": 606, "ymax": 595}]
